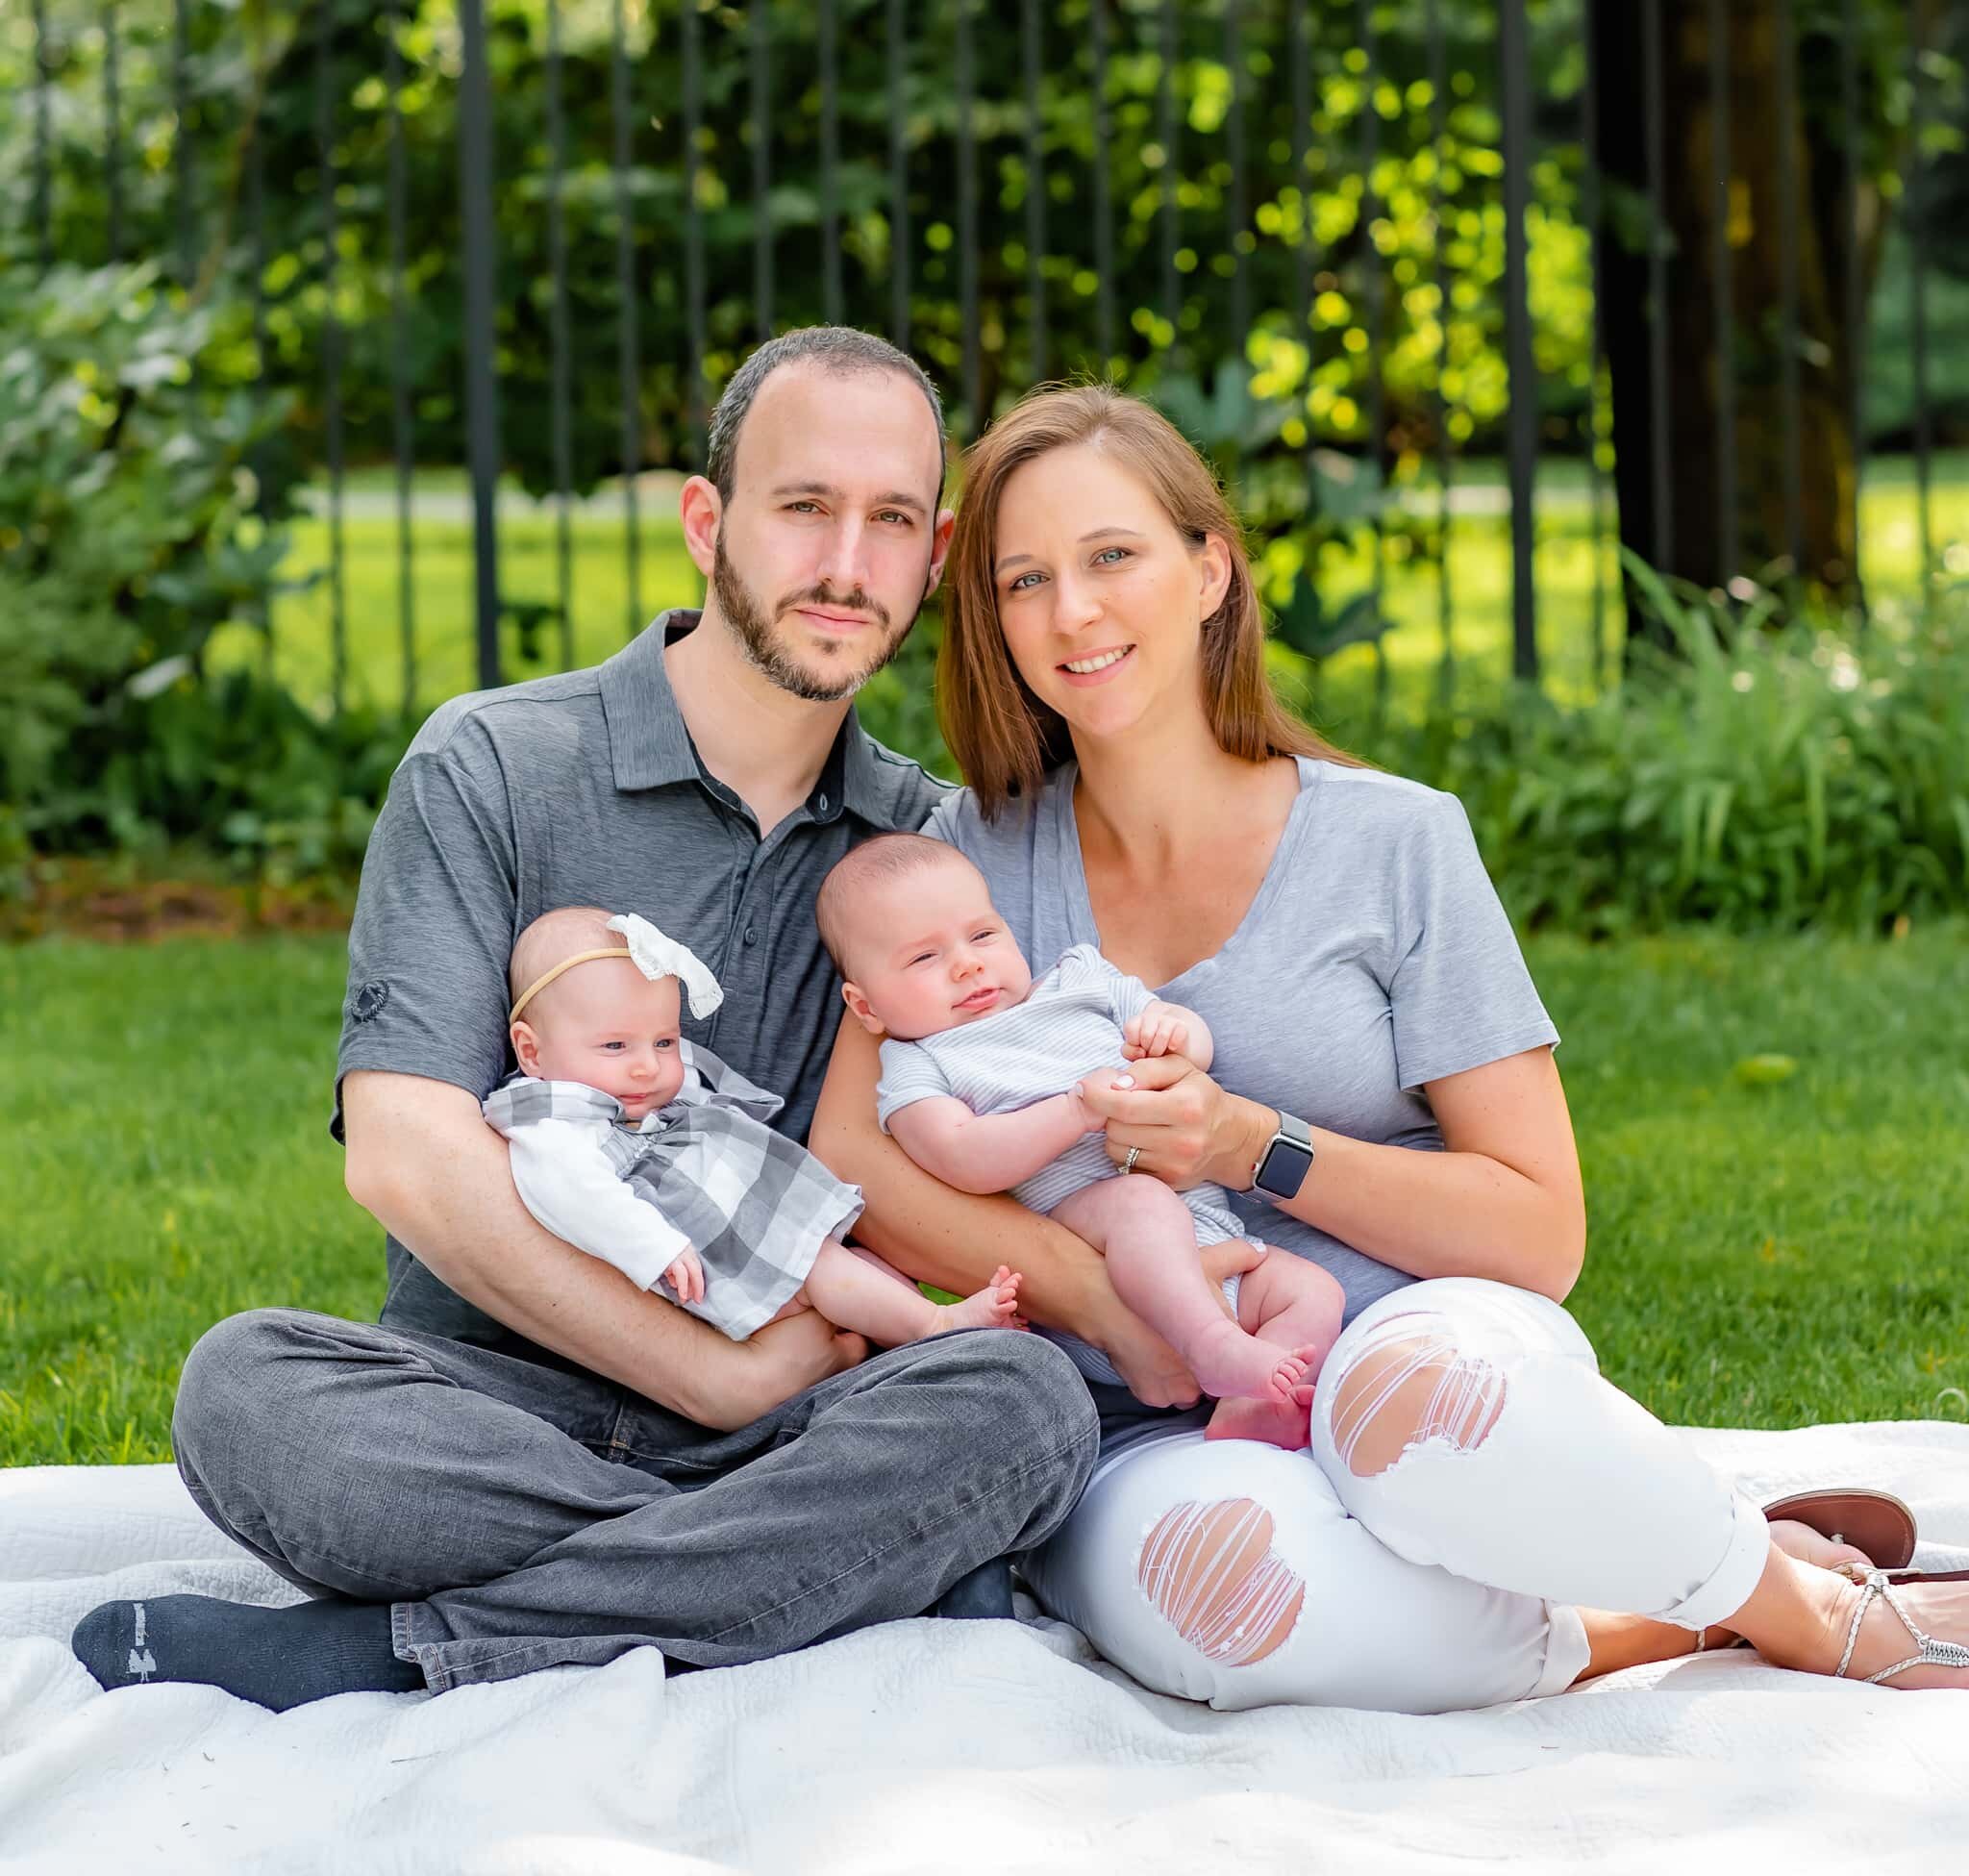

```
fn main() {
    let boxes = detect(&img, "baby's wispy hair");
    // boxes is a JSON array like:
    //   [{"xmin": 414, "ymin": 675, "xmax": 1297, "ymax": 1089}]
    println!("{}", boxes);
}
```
[{"xmin": 815, "ymin": 834, "xmax": 973, "ymax": 978}]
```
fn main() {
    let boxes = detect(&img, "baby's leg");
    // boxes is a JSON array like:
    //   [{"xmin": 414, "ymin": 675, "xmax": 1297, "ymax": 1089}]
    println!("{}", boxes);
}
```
[
  {"xmin": 802, "ymin": 1239, "xmax": 1024, "ymax": 1347},
  {"xmin": 1205, "ymin": 1249, "xmax": 1348, "ymax": 1450},
  {"xmin": 1051, "ymin": 1182, "xmax": 1321, "ymax": 1406}
]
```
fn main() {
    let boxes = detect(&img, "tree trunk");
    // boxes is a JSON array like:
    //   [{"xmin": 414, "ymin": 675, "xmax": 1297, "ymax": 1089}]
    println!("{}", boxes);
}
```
[{"xmin": 1591, "ymin": 0, "xmax": 1892, "ymax": 650}]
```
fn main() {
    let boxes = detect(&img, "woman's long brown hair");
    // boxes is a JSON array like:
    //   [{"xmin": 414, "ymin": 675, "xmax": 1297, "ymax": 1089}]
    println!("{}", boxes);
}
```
[{"xmin": 937, "ymin": 383, "xmax": 1358, "ymax": 818}]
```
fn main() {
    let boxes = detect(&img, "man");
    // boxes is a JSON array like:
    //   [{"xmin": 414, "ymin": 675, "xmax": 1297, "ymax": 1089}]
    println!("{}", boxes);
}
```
[{"xmin": 69, "ymin": 328, "xmax": 1098, "ymax": 1710}]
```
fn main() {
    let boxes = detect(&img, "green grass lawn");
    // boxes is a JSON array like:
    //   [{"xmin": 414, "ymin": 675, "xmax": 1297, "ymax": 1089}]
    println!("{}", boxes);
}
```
[
  {"xmin": 208, "ymin": 453, "xmax": 1969, "ymax": 730},
  {"xmin": 4, "ymin": 924, "xmax": 1966, "ymax": 1467}
]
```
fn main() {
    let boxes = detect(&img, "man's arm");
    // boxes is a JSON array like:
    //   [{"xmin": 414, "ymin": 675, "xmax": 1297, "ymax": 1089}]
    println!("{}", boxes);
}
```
[
  {"xmin": 342, "ymin": 1070, "xmax": 863, "ymax": 1430},
  {"xmin": 886, "ymin": 1091, "xmax": 1093, "ymax": 1195}
]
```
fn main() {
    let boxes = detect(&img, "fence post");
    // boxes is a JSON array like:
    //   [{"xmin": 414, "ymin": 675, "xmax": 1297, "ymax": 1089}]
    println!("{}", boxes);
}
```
[
  {"xmin": 458, "ymin": 0, "xmax": 504, "ymax": 692},
  {"xmin": 1499, "ymin": 0, "xmax": 1538, "ymax": 682}
]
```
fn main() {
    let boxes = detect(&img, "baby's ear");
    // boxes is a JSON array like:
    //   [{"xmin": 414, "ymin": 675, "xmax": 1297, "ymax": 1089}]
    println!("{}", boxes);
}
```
[
  {"xmin": 839, "ymin": 980, "xmax": 886, "ymax": 1037},
  {"xmin": 511, "ymin": 1019, "xmax": 541, "ymax": 1075}
]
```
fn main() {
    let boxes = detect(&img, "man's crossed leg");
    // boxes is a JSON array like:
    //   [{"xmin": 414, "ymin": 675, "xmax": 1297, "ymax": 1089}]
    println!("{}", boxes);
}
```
[{"xmin": 73, "ymin": 1308, "xmax": 1096, "ymax": 1709}]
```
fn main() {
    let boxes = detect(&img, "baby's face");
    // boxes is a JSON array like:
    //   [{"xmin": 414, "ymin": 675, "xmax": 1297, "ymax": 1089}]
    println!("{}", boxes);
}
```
[
  {"xmin": 512, "ymin": 959, "xmax": 686, "ymax": 1121},
  {"xmin": 840, "ymin": 856, "xmax": 1034, "ymax": 1041}
]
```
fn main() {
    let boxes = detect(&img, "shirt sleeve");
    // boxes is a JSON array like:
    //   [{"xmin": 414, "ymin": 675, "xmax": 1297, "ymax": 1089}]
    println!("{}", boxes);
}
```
[
  {"xmin": 504, "ymin": 1120, "xmax": 695, "ymax": 1291},
  {"xmin": 333, "ymin": 722, "xmax": 518, "ymax": 1142},
  {"xmin": 875, "ymin": 1038, "xmax": 957, "ymax": 1134},
  {"xmin": 1386, "ymin": 789, "xmax": 1560, "ymax": 1091}
]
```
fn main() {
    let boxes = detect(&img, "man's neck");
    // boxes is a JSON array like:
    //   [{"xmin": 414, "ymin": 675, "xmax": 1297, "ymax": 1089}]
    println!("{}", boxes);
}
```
[{"xmin": 663, "ymin": 607, "xmax": 851, "ymax": 836}]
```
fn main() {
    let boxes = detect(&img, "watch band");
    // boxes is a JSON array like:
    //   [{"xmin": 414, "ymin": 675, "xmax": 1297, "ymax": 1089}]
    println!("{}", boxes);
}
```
[{"xmin": 1251, "ymin": 1110, "xmax": 1315, "ymax": 1200}]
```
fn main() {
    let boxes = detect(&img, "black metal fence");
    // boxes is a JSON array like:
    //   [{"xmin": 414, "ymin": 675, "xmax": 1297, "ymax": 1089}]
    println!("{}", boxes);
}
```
[{"xmin": 9, "ymin": 0, "xmax": 1965, "ymax": 716}]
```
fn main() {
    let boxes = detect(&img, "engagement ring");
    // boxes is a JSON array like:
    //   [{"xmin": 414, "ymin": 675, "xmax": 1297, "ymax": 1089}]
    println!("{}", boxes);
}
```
[{"xmin": 1122, "ymin": 1146, "xmax": 1142, "ymax": 1175}]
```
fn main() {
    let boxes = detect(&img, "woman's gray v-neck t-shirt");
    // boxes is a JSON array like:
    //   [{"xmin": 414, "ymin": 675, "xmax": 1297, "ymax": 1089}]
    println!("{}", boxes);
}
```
[{"xmin": 923, "ymin": 756, "xmax": 1560, "ymax": 1327}]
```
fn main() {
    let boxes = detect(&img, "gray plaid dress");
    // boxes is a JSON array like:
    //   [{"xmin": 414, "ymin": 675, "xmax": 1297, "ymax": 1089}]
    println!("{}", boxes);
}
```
[{"xmin": 484, "ymin": 1042, "xmax": 864, "ymax": 1341}]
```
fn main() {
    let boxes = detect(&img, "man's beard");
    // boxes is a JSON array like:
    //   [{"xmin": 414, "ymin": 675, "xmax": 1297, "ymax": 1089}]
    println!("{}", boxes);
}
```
[{"xmin": 710, "ymin": 534, "xmax": 923, "ymax": 703}]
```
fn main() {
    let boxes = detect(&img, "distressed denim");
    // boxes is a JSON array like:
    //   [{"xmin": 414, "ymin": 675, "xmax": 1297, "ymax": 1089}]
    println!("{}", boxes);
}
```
[
  {"xmin": 171, "ymin": 1308, "xmax": 1098, "ymax": 1693},
  {"xmin": 1026, "ymin": 1278, "xmax": 1771, "ymax": 1713}
]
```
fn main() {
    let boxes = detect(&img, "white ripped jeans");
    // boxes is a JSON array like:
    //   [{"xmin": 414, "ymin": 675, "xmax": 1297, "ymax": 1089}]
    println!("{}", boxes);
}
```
[{"xmin": 1022, "ymin": 1278, "xmax": 1773, "ymax": 1714}]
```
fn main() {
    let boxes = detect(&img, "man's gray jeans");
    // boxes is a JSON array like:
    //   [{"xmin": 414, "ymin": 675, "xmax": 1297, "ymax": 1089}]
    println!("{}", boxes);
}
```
[{"xmin": 170, "ymin": 1309, "xmax": 1099, "ymax": 1693}]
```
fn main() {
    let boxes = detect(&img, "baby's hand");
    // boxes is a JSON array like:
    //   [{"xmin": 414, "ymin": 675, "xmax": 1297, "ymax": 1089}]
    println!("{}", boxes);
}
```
[
  {"xmin": 1123, "ymin": 1002, "xmax": 1191, "ymax": 1062},
  {"xmin": 661, "ymin": 1247, "xmax": 706, "ymax": 1306}
]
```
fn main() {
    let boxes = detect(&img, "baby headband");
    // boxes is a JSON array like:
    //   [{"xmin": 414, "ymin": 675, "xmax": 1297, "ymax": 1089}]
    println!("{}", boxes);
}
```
[{"xmin": 508, "ymin": 913, "xmax": 725, "ymax": 1025}]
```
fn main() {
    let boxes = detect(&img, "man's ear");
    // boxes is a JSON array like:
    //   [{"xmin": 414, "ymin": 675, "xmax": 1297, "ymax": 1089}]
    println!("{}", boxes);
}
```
[
  {"xmin": 678, "ymin": 474, "xmax": 723, "ymax": 580},
  {"xmin": 922, "ymin": 505, "xmax": 958, "ymax": 597},
  {"xmin": 839, "ymin": 980, "xmax": 886, "ymax": 1037},
  {"xmin": 511, "ymin": 1020, "xmax": 543, "ymax": 1077}
]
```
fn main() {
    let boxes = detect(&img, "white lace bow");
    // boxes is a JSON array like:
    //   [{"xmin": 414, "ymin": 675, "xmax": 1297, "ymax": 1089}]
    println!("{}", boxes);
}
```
[{"xmin": 605, "ymin": 913, "xmax": 725, "ymax": 1019}]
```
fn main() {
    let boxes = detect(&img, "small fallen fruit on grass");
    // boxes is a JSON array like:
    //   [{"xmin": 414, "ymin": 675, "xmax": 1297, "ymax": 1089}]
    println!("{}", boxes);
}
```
[{"xmin": 1732, "ymin": 1053, "xmax": 1799, "ymax": 1087}]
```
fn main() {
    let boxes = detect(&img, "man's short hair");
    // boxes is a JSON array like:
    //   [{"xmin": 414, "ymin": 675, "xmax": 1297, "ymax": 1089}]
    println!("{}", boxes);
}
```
[
  {"xmin": 815, "ymin": 833, "xmax": 968, "ymax": 978},
  {"xmin": 705, "ymin": 327, "xmax": 948, "ymax": 507}
]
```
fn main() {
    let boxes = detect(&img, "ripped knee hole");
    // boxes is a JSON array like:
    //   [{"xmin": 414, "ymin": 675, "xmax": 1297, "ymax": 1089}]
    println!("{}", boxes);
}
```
[
  {"xmin": 1328, "ymin": 1331, "xmax": 1507, "ymax": 1478},
  {"xmin": 1136, "ymin": 1497, "xmax": 1305, "ymax": 1667}
]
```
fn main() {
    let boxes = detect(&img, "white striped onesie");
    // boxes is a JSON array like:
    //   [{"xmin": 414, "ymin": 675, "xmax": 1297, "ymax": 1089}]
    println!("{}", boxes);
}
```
[{"xmin": 874, "ymin": 942, "xmax": 1249, "ymax": 1247}]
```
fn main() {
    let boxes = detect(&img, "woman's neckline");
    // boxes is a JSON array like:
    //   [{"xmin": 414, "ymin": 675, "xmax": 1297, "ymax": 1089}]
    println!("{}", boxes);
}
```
[{"xmin": 1051, "ymin": 755, "xmax": 1322, "ymax": 998}]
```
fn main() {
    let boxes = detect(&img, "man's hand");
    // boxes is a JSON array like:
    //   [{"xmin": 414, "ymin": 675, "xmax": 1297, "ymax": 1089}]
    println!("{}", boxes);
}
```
[
  {"xmin": 660, "ymin": 1247, "xmax": 707, "ymax": 1306},
  {"xmin": 708, "ymin": 1308, "xmax": 869, "ymax": 1432}
]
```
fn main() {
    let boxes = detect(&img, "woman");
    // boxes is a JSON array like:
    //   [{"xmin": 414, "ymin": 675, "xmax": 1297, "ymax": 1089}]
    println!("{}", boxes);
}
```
[{"xmin": 811, "ymin": 384, "xmax": 1968, "ymax": 1712}]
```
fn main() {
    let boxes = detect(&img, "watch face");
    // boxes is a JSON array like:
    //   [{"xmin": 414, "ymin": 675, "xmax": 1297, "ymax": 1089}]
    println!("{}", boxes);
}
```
[{"xmin": 1259, "ymin": 1138, "xmax": 1313, "ymax": 1198}]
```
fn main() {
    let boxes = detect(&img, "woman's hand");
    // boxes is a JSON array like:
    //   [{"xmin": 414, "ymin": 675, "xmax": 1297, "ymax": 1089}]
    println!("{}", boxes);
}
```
[{"xmin": 1078, "ymin": 1055, "xmax": 1273, "ymax": 1193}]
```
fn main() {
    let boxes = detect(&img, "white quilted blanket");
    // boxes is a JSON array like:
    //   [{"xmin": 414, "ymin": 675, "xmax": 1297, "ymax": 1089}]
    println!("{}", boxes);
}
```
[{"xmin": 3, "ymin": 1423, "xmax": 1967, "ymax": 1875}]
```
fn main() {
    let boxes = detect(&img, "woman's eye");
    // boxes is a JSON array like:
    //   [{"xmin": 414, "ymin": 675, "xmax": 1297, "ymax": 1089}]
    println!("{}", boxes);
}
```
[
  {"xmin": 1093, "ymin": 546, "xmax": 1131, "ymax": 566},
  {"xmin": 1007, "ymin": 570, "xmax": 1043, "ymax": 593}
]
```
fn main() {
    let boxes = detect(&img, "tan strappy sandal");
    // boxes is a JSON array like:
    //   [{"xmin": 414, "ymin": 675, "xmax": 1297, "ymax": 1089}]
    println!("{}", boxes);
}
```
[{"xmin": 1831, "ymin": 1563, "xmax": 1969, "ymax": 1685}]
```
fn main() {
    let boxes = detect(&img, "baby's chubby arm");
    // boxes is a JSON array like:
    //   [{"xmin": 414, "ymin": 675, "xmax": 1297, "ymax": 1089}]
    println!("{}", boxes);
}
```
[
  {"xmin": 505, "ymin": 1118, "xmax": 698, "ymax": 1295},
  {"xmin": 1121, "ymin": 1000, "xmax": 1214, "ymax": 1071},
  {"xmin": 887, "ymin": 1089, "xmax": 1098, "ymax": 1196}
]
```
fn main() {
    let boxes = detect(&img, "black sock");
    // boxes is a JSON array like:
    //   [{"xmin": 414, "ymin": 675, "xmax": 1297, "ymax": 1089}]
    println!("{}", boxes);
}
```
[{"xmin": 71, "ymin": 1593, "xmax": 427, "ymax": 1711}]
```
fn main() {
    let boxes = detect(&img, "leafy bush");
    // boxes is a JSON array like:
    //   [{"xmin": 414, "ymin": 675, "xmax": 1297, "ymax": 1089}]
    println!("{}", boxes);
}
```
[
  {"xmin": 0, "ymin": 261, "xmax": 324, "ymax": 860},
  {"xmin": 1365, "ymin": 580, "xmax": 1969, "ymax": 933}
]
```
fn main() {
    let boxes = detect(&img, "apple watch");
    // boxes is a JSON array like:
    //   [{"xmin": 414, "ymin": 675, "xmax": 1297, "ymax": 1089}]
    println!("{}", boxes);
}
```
[{"xmin": 1251, "ymin": 1109, "xmax": 1315, "ymax": 1201}]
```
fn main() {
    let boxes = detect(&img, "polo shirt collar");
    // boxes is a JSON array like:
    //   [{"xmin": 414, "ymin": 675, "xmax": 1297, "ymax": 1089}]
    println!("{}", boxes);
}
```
[
  {"xmin": 599, "ymin": 607, "xmax": 891, "ymax": 823},
  {"xmin": 599, "ymin": 610, "xmax": 704, "ymax": 792}
]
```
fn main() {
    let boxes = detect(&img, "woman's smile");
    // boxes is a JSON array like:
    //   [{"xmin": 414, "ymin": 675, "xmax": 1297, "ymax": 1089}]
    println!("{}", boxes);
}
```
[{"xmin": 1058, "ymin": 644, "xmax": 1136, "ymax": 685}]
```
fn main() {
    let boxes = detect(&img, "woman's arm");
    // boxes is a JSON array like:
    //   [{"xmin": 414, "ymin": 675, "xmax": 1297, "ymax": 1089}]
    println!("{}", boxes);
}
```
[
  {"xmin": 1080, "ymin": 1045, "xmax": 1585, "ymax": 1302},
  {"xmin": 810, "ymin": 1014, "xmax": 1250, "ymax": 1409}
]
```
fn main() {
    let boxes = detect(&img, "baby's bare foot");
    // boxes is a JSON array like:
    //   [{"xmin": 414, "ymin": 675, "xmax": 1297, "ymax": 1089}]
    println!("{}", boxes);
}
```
[
  {"xmin": 941, "ymin": 1264, "xmax": 1027, "ymax": 1332},
  {"xmin": 1206, "ymin": 1390, "xmax": 1312, "ymax": 1451},
  {"xmin": 1188, "ymin": 1322, "xmax": 1315, "ymax": 1405}
]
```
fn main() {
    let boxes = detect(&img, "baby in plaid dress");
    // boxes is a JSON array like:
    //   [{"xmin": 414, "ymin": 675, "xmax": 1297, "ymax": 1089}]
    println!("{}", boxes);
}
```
[
  {"xmin": 818, "ymin": 837, "xmax": 1344, "ymax": 1450},
  {"xmin": 485, "ymin": 906, "xmax": 1024, "ymax": 1347}
]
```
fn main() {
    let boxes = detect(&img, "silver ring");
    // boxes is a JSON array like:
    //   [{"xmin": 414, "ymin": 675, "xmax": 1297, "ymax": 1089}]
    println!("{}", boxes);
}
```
[{"xmin": 1122, "ymin": 1145, "xmax": 1142, "ymax": 1175}]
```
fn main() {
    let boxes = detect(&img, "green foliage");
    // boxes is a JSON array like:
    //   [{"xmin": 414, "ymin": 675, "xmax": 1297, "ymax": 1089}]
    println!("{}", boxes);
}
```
[
  {"xmin": 1364, "ymin": 580, "xmax": 1969, "ymax": 933},
  {"xmin": 0, "ymin": 257, "xmax": 406, "ymax": 880}
]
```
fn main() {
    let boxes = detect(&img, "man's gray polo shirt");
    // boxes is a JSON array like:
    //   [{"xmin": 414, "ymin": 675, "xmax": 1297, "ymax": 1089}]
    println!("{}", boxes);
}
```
[{"xmin": 335, "ymin": 608, "xmax": 949, "ymax": 1362}]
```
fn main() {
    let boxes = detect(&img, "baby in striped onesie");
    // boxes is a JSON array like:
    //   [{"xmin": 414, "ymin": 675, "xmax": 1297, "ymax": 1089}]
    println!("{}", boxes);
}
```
[{"xmin": 818, "ymin": 837, "xmax": 1344, "ymax": 1449}]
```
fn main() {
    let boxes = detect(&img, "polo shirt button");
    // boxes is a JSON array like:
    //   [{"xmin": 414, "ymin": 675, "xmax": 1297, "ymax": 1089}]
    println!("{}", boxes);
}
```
[
  {"xmin": 744, "ymin": 925, "xmax": 759, "ymax": 945},
  {"xmin": 817, "ymin": 792, "xmax": 829, "ymax": 813}
]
